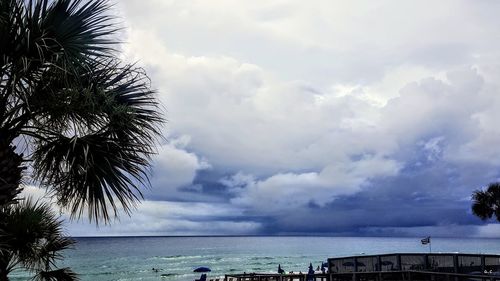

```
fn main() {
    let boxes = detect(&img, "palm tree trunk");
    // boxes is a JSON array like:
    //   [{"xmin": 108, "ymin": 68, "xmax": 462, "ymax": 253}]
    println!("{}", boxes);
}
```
[
  {"xmin": 0, "ymin": 140, "xmax": 23, "ymax": 207},
  {"xmin": 0, "ymin": 261, "xmax": 8, "ymax": 281}
]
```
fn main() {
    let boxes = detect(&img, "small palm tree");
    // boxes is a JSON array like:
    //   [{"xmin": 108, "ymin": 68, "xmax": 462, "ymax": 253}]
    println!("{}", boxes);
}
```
[
  {"xmin": 471, "ymin": 182, "xmax": 500, "ymax": 222},
  {"xmin": 0, "ymin": 198, "xmax": 77, "ymax": 281},
  {"xmin": 0, "ymin": 0, "xmax": 162, "ymax": 222}
]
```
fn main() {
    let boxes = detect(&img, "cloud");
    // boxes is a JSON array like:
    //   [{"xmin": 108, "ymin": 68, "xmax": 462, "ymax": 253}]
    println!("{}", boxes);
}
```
[
  {"xmin": 475, "ymin": 224, "xmax": 500, "ymax": 238},
  {"xmin": 48, "ymin": 1, "xmax": 500, "ymax": 236},
  {"xmin": 363, "ymin": 224, "xmax": 500, "ymax": 239},
  {"xmin": 19, "ymin": 185, "xmax": 54, "ymax": 203},
  {"xmin": 21, "ymin": 185, "xmax": 260, "ymax": 236},
  {"xmin": 147, "ymin": 136, "xmax": 211, "ymax": 201},
  {"xmin": 228, "ymin": 155, "xmax": 400, "ymax": 213},
  {"xmin": 66, "ymin": 200, "xmax": 261, "ymax": 236},
  {"xmin": 122, "ymin": 29, "xmax": 399, "ymax": 176}
]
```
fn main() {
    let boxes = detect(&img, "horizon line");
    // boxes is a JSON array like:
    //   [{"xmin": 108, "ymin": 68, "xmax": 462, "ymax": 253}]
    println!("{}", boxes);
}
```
[{"xmin": 70, "ymin": 234, "xmax": 500, "ymax": 239}]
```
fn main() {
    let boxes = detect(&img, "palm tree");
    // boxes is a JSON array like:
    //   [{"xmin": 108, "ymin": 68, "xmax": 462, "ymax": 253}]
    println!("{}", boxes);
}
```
[
  {"xmin": 0, "ymin": 198, "xmax": 77, "ymax": 281},
  {"xmin": 0, "ymin": 0, "xmax": 162, "ymax": 222},
  {"xmin": 471, "ymin": 182, "xmax": 500, "ymax": 222}
]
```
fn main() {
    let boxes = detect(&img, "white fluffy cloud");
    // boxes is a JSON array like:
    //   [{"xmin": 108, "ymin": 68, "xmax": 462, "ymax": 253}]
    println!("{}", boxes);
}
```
[
  {"xmin": 121, "ymin": 25, "xmax": 496, "ymax": 217},
  {"xmin": 66, "ymin": 200, "xmax": 261, "ymax": 236},
  {"xmin": 228, "ymin": 155, "xmax": 400, "ymax": 213},
  {"xmin": 21, "ymin": 185, "xmax": 259, "ymax": 236},
  {"xmin": 19, "ymin": 185, "xmax": 53, "ymax": 203},
  {"xmin": 149, "ymin": 136, "xmax": 211, "ymax": 198},
  {"xmin": 55, "ymin": 0, "xmax": 500, "ymax": 235}
]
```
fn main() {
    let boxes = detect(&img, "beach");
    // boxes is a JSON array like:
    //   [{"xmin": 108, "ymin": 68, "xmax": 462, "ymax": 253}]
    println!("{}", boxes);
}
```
[{"xmin": 10, "ymin": 236, "xmax": 500, "ymax": 281}]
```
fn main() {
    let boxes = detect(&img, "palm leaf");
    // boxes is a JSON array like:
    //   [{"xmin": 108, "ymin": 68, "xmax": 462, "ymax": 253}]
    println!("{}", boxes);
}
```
[
  {"xmin": 30, "ymin": 57, "xmax": 162, "ymax": 223},
  {"xmin": 27, "ymin": 57, "xmax": 162, "ymax": 142},
  {"xmin": 472, "ymin": 189, "xmax": 494, "ymax": 221},
  {"xmin": 471, "ymin": 182, "xmax": 500, "ymax": 221},
  {"xmin": 24, "ymin": 0, "xmax": 116, "ymax": 65},
  {"xmin": 1, "ymin": 0, "xmax": 118, "ymax": 135},
  {"xmin": 1, "ymin": 0, "xmax": 163, "ymax": 223},
  {"xmin": 0, "ymin": 198, "xmax": 75, "ymax": 275},
  {"xmin": 33, "ymin": 132, "xmax": 151, "ymax": 223},
  {"xmin": 33, "ymin": 267, "xmax": 79, "ymax": 281}
]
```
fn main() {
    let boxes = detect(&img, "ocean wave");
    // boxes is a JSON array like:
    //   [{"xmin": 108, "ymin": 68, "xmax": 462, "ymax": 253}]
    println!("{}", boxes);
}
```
[
  {"xmin": 250, "ymin": 257, "xmax": 274, "ymax": 260},
  {"xmin": 83, "ymin": 271, "xmax": 116, "ymax": 276},
  {"xmin": 163, "ymin": 255, "xmax": 183, "ymax": 259},
  {"xmin": 160, "ymin": 273, "xmax": 179, "ymax": 277},
  {"xmin": 154, "ymin": 255, "xmax": 205, "ymax": 261}
]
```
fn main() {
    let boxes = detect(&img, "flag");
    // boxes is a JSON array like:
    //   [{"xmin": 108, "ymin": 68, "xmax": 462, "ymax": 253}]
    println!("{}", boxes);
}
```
[{"xmin": 421, "ymin": 236, "xmax": 431, "ymax": 245}]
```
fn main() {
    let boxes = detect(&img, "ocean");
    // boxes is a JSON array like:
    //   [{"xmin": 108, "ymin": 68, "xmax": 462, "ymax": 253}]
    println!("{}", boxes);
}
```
[{"xmin": 10, "ymin": 236, "xmax": 500, "ymax": 281}]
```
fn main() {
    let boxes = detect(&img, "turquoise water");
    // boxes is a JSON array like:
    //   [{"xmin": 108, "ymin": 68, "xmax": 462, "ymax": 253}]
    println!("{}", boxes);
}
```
[{"xmin": 10, "ymin": 236, "xmax": 500, "ymax": 281}]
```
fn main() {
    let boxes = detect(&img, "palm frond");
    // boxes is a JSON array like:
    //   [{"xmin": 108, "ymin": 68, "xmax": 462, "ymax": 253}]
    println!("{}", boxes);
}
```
[
  {"xmin": 33, "ymin": 234, "xmax": 75, "ymax": 272},
  {"xmin": 471, "ymin": 189, "xmax": 494, "ymax": 221},
  {"xmin": 471, "ymin": 182, "xmax": 500, "ymax": 221},
  {"xmin": 1, "ymin": 0, "xmax": 118, "ymax": 135},
  {"xmin": 1, "ymin": 0, "xmax": 163, "ymax": 224},
  {"xmin": 33, "ymin": 132, "xmax": 150, "ymax": 223},
  {"xmin": 29, "ymin": 56, "xmax": 162, "ymax": 224},
  {"xmin": 1, "ymin": 198, "xmax": 53, "ymax": 259},
  {"xmin": 37, "ymin": 0, "xmax": 117, "ymax": 62},
  {"xmin": 33, "ymin": 267, "xmax": 79, "ymax": 281},
  {"xmin": 25, "ymin": 0, "xmax": 116, "ymax": 63},
  {"xmin": 27, "ymin": 57, "xmax": 162, "ymax": 143},
  {"xmin": 0, "ymin": 197, "xmax": 75, "ymax": 274}
]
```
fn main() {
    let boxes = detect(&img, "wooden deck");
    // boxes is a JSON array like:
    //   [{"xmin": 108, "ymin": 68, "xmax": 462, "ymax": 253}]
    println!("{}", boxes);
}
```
[
  {"xmin": 223, "ymin": 270, "xmax": 500, "ymax": 281},
  {"xmin": 221, "ymin": 253, "xmax": 500, "ymax": 281}
]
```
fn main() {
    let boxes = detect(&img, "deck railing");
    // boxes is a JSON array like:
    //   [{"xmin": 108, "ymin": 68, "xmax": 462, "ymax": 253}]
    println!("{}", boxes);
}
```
[
  {"xmin": 328, "ymin": 253, "xmax": 500, "ymax": 275},
  {"xmin": 223, "ymin": 271, "xmax": 500, "ymax": 281},
  {"xmin": 221, "ymin": 253, "xmax": 500, "ymax": 281}
]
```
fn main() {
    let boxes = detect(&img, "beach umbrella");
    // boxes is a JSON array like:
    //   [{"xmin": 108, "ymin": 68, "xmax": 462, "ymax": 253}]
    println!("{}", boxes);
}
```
[
  {"xmin": 194, "ymin": 267, "xmax": 211, "ymax": 273},
  {"xmin": 308, "ymin": 263, "xmax": 315, "ymax": 275}
]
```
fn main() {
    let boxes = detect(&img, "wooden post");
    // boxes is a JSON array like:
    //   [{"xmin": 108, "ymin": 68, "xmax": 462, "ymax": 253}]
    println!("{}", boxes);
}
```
[
  {"xmin": 453, "ymin": 255, "xmax": 458, "ymax": 273},
  {"xmin": 481, "ymin": 255, "xmax": 486, "ymax": 272},
  {"xmin": 453, "ymin": 255, "xmax": 459, "ymax": 281}
]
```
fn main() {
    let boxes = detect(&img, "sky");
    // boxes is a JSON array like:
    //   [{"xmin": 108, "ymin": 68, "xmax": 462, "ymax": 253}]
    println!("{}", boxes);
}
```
[{"xmin": 26, "ymin": 0, "xmax": 500, "ymax": 237}]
